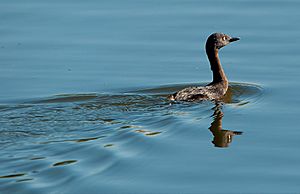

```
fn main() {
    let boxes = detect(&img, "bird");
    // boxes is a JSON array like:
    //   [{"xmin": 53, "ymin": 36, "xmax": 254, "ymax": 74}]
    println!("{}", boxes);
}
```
[{"xmin": 169, "ymin": 32, "xmax": 240, "ymax": 102}]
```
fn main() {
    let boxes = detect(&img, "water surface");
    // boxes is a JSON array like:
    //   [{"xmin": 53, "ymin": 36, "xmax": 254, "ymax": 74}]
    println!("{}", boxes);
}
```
[{"xmin": 1, "ymin": 0, "xmax": 300, "ymax": 193}]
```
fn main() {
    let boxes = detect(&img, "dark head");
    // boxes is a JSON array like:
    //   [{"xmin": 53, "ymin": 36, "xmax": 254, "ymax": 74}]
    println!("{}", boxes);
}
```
[{"xmin": 206, "ymin": 32, "xmax": 240, "ymax": 50}]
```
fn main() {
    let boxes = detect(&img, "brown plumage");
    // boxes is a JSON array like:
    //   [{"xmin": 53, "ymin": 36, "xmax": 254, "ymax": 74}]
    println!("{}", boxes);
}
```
[{"xmin": 169, "ymin": 32, "xmax": 240, "ymax": 102}]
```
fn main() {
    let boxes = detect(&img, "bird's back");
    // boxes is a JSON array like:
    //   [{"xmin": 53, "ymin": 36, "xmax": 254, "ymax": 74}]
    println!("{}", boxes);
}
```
[{"xmin": 169, "ymin": 82, "xmax": 228, "ymax": 102}]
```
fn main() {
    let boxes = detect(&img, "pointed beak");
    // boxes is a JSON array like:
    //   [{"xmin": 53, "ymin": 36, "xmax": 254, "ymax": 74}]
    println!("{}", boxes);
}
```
[{"xmin": 229, "ymin": 37, "xmax": 240, "ymax": 42}]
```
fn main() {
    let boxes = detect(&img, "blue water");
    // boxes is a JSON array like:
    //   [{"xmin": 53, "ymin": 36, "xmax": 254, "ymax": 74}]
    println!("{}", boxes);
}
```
[{"xmin": 1, "ymin": 0, "xmax": 300, "ymax": 193}]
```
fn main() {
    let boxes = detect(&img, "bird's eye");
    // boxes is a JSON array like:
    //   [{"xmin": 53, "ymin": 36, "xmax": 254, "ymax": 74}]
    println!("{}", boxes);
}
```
[{"xmin": 222, "ymin": 36, "xmax": 226, "ymax": 41}]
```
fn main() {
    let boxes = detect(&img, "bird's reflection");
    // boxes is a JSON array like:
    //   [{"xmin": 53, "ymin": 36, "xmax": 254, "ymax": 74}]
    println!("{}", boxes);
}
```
[{"xmin": 209, "ymin": 103, "xmax": 243, "ymax": 148}]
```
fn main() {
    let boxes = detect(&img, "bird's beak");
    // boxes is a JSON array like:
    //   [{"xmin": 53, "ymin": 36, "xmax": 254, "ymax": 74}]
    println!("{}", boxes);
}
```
[{"xmin": 229, "ymin": 37, "xmax": 240, "ymax": 42}]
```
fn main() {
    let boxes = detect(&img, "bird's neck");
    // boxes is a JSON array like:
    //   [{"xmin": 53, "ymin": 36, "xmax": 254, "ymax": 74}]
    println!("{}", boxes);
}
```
[{"xmin": 206, "ymin": 46, "xmax": 228, "ymax": 84}]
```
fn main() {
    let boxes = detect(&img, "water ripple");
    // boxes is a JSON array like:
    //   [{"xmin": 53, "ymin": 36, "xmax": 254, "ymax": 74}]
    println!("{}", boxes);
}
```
[{"xmin": 0, "ymin": 82, "xmax": 263, "ymax": 192}]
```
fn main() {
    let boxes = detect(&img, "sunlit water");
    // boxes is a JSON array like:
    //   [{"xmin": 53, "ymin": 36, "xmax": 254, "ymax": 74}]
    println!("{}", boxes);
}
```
[{"xmin": 1, "ymin": 0, "xmax": 300, "ymax": 193}]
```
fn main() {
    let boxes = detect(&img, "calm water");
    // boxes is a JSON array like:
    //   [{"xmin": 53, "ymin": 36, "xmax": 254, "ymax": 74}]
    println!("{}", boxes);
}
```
[{"xmin": 1, "ymin": 0, "xmax": 300, "ymax": 193}]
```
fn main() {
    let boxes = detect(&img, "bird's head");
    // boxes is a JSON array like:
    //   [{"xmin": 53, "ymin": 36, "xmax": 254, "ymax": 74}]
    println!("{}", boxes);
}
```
[{"xmin": 206, "ymin": 32, "xmax": 240, "ymax": 50}]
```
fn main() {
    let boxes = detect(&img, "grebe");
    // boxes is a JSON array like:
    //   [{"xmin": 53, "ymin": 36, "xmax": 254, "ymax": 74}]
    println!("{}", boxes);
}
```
[{"xmin": 169, "ymin": 32, "xmax": 240, "ymax": 101}]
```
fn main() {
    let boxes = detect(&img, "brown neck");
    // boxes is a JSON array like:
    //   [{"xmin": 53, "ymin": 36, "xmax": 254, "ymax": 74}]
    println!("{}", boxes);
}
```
[{"xmin": 206, "ymin": 46, "xmax": 228, "ymax": 84}]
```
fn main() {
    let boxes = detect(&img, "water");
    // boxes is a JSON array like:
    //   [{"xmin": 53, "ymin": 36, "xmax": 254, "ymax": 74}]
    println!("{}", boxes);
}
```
[{"xmin": 1, "ymin": 0, "xmax": 300, "ymax": 193}]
